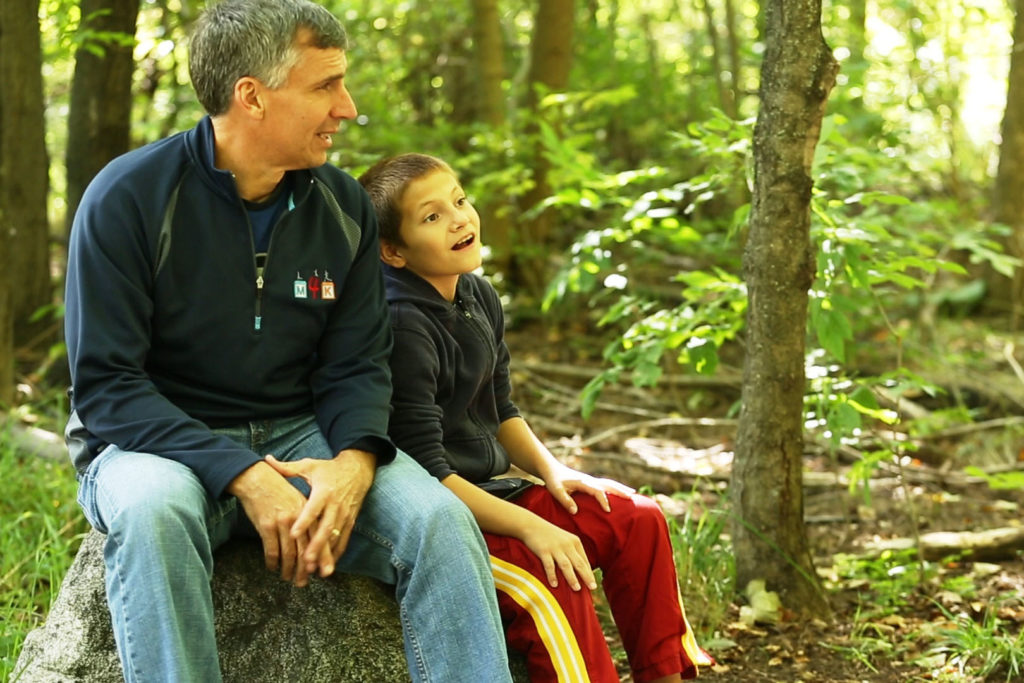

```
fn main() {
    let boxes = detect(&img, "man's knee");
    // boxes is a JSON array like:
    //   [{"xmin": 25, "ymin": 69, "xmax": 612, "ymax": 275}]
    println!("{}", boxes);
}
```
[{"xmin": 90, "ymin": 452, "xmax": 209, "ymax": 537}]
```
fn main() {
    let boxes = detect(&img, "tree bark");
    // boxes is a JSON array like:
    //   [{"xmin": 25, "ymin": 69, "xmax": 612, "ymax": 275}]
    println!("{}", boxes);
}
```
[
  {"xmin": 469, "ymin": 0, "xmax": 515, "ymax": 278},
  {"xmin": 1, "ymin": 0, "xmax": 52, "ymax": 358},
  {"xmin": 470, "ymin": 0, "xmax": 506, "ymax": 128},
  {"xmin": 512, "ymin": 0, "xmax": 574, "ymax": 297},
  {"xmin": 723, "ymin": 0, "xmax": 742, "ymax": 117},
  {"xmin": 993, "ymin": 0, "xmax": 1024, "ymax": 329},
  {"xmin": 0, "ymin": 0, "xmax": 51, "ymax": 401},
  {"xmin": 731, "ymin": 0, "xmax": 838, "ymax": 617},
  {"xmin": 64, "ymin": 0, "xmax": 140, "ymax": 242}
]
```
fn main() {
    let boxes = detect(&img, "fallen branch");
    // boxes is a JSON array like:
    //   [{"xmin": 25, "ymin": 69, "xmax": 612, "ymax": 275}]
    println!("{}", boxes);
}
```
[
  {"xmin": 914, "ymin": 415, "xmax": 1024, "ymax": 441},
  {"xmin": 3, "ymin": 417, "xmax": 65, "ymax": 461},
  {"xmin": 513, "ymin": 360, "xmax": 742, "ymax": 390},
  {"xmin": 859, "ymin": 527, "xmax": 1024, "ymax": 562},
  {"xmin": 572, "ymin": 416, "xmax": 738, "ymax": 450}
]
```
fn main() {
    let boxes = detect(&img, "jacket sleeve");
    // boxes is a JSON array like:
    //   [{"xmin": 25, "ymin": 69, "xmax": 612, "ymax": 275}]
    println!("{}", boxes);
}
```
[
  {"xmin": 386, "ymin": 317, "xmax": 456, "ymax": 481},
  {"xmin": 309, "ymin": 182, "xmax": 397, "ymax": 465},
  {"xmin": 65, "ymin": 167, "xmax": 262, "ymax": 497}
]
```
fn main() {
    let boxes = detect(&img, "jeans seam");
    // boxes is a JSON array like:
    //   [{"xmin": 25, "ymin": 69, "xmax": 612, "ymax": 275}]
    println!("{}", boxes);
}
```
[
  {"xmin": 400, "ymin": 602, "xmax": 430, "ymax": 682},
  {"xmin": 351, "ymin": 523, "xmax": 429, "ymax": 680},
  {"xmin": 106, "ymin": 527, "xmax": 143, "ymax": 683}
]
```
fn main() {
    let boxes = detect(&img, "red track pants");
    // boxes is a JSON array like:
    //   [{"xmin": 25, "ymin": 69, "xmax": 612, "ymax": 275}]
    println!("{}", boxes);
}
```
[{"xmin": 485, "ymin": 486, "xmax": 711, "ymax": 682}]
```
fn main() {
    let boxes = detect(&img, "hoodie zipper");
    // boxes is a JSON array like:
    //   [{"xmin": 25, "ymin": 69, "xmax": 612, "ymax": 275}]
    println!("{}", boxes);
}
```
[{"xmin": 455, "ymin": 293, "xmax": 503, "ymax": 474}]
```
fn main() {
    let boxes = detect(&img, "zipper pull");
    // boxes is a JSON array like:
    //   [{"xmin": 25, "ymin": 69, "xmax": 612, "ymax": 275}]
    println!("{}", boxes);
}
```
[{"xmin": 255, "ymin": 275, "xmax": 264, "ymax": 330}]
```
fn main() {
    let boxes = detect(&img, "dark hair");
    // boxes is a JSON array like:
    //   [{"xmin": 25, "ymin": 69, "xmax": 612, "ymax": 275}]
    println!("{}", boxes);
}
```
[
  {"xmin": 358, "ymin": 153, "xmax": 456, "ymax": 245},
  {"xmin": 189, "ymin": 0, "xmax": 349, "ymax": 116}
]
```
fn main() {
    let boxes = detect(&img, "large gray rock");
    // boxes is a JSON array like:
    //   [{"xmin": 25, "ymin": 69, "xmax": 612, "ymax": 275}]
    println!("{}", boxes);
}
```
[{"xmin": 14, "ymin": 529, "xmax": 526, "ymax": 682}]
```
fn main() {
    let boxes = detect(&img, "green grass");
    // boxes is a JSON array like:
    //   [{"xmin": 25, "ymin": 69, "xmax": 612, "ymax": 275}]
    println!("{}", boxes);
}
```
[
  {"xmin": 0, "ymin": 442, "xmax": 88, "ymax": 681},
  {"xmin": 664, "ymin": 487, "xmax": 735, "ymax": 642}
]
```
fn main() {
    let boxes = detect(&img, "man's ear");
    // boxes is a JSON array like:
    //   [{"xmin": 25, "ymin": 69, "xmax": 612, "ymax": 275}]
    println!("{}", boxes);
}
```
[
  {"xmin": 380, "ymin": 240, "xmax": 406, "ymax": 268},
  {"xmin": 234, "ymin": 77, "xmax": 265, "ymax": 119}
]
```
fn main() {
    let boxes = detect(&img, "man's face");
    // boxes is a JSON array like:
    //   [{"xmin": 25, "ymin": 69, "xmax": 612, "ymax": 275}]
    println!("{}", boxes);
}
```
[{"xmin": 259, "ymin": 34, "xmax": 357, "ymax": 170}]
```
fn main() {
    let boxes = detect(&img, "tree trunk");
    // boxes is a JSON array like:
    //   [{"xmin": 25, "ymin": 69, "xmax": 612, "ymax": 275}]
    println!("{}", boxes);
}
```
[
  {"xmin": 469, "ymin": 0, "xmax": 515, "ymax": 278},
  {"xmin": 512, "ymin": 0, "xmax": 574, "ymax": 298},
  {"xmin": 723, "ymin": 0, "xmax": 742, "ymax": 117},
  {"xmin": 731, "ymin": 0, "xmax": 837, "ymax": 617},
  {"xmin": 470, "ymin": 0, "xmax": 506, "ymax": 128},
  {"xmin": 992, "ymin": 0, "xmax": 1024, "ymax": 329},
  {"xmin": 0, "ymin": 0, "xmax": 51, "ymax": 402},
  {"xmin": 698, "ymin": 0, "xmax": 734, "ymax": 118},
  {"xmin": 1, "ymin": 0, "xmax": 52, "ymax": 354},
  {"xmin": 64, "ymin": 0, "xmax": 140, "ymax": 242}
]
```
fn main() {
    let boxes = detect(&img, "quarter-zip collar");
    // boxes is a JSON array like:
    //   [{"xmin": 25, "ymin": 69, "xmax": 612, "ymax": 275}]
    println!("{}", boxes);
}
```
[{"xmin": 183, "ymin": 116, "xmax": 319, "ymax": 207}]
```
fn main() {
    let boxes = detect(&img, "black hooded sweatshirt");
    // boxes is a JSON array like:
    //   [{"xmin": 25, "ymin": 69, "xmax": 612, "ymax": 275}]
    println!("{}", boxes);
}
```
[{"xmin": 383, "ymin": 266, "xmax": 521, "ymax": 483}]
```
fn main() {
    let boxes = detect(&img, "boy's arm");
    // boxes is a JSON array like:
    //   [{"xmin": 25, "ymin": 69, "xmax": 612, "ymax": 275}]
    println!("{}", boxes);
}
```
[
  {"xmin": 440, "ymin": 472, "xmax": 596, "ymax": 592},
  {"xmin": 497, "ymin": 416, "xmax": 635, "ymax": 515}
]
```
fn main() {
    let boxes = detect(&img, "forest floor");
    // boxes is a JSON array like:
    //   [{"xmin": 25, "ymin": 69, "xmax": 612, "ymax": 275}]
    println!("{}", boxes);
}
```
[{"xmin": 504, "ymin": 316, "xmax": 1024, "ymax": 683}]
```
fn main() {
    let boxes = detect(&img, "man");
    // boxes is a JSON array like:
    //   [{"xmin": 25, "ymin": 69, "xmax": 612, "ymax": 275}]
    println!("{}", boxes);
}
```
[{"xmin": 63, "ymin": 1, "xmax": 511, "ymax": 681}]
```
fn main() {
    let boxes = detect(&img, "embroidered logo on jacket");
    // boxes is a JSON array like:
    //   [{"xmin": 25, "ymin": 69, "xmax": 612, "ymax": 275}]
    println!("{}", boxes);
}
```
[{"xmin": 293, "ymin": 270, "xmax": 336, "ymax": 300}]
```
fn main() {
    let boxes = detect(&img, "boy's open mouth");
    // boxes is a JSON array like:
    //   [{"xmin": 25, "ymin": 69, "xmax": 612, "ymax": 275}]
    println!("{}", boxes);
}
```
[{"xmin": 452, "ymin": 234, "xmax": 475, "ymax": 251}]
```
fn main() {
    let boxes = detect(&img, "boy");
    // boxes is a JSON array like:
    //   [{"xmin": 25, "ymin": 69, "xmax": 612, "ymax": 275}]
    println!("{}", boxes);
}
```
[{"xmin": 359, "ymin": 153, "xmax": 711, "ymax": 682}]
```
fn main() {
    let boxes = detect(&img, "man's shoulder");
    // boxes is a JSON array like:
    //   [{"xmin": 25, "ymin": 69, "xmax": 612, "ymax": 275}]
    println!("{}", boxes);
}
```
[{"xmin": 310, "ymin": 164, "xmax": 365, "ymax": 199}]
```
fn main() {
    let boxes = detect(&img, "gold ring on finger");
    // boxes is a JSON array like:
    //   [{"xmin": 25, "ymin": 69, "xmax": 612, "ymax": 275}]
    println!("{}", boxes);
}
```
[{"xmin": 330, "ymin": 528, "xmax": 341, "ymax": 539}]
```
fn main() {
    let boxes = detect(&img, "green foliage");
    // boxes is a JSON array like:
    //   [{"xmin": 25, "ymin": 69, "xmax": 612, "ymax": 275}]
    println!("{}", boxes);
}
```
[
  {"xmin": 539, "ymin": 97, "xmax": 1017, "ymax": 484},
  {"xmin": 538, "ymin": 111, "xmax": 752, "ymax": 416},
  {"xmin": 963, "ymin": 466, "xmax": 1024, "ymax": 490},
  {"xmin": 829, "ymin": 549, "xmax": 936, "ymax": 617},
  {"xmin": 0, "ymin": 441, "xmax": 87, "ymax": 681}
]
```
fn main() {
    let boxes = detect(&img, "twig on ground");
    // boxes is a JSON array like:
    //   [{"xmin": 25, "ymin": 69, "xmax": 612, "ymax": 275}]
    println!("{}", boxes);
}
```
[{"xmin": 572, "ymin": 416, "xmax": 738, "ymax": 450}]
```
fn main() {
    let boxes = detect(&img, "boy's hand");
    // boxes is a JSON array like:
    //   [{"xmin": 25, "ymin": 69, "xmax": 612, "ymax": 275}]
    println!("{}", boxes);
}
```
[
  {"xmin": 543, "ymin": 464, "xmax": 635, "ymax": 515},
  {"xmin": 519, "ymin": 518, "xmax": 597, "ymax": 592}
]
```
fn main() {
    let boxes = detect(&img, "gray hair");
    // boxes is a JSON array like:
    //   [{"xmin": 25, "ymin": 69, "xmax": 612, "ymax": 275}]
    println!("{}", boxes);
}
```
[{"xmin": 189, "ymin": 0, "xmax": 349, "ymax": 116}]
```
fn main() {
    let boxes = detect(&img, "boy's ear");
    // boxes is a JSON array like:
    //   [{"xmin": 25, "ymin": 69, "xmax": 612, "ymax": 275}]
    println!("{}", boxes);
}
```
[{"xmin": 380, "ymin": 240, "xmax": 407, "ymax": 268}]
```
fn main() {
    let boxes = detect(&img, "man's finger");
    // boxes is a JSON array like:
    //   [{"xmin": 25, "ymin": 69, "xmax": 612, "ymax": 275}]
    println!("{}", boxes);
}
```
[
  {"xmin": 278, "ymin": 522, "xmax": 296, "ymax": 582},
  {"xmin": 259, "ymin": 525, "xmax": 281, "ymax": 572}
]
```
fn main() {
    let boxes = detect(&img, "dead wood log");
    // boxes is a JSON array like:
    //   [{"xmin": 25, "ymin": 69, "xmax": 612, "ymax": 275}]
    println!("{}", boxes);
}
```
[
  {"xmin": 859, "ymin": 527, "xmax": 1024, "ymax": 562},
  {"xmin": 3, "ymin": 416, "xmax": 65, "ymax": 461},
  {"xmin": 513, "ymin": 359, "xmax": 743, "ymax": 389}
]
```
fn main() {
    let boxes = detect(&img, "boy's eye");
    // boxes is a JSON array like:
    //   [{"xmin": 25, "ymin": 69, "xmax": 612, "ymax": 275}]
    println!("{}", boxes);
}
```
[
  {"xmin": 456, "ymin": 196, "xmax": 467, "ymax": 206},
  {"xmin": 424, "ymin": 213, "xmax": 439, "ymax": 223}
]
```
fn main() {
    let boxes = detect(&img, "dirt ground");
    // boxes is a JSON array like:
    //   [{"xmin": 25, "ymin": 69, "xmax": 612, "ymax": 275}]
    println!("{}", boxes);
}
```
[
  {"xmin": 692, "ymin": 484, "xmax": 1024, "ymax": 683},
  {"xmin": 504, "ymin": 322, "xmax": 1024, "ymax": 683}
]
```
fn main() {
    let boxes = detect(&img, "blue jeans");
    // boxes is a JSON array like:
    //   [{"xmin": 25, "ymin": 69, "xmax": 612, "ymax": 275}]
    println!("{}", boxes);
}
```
[{"xmin": 76, "ymin": 414, "xmax": 512, "ymax": 683}]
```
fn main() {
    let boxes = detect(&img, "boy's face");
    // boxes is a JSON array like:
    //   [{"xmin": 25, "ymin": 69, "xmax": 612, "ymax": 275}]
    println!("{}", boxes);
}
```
[{"xmin": 383, "ymin": 168, "xmax": 482, "ymax": 299}]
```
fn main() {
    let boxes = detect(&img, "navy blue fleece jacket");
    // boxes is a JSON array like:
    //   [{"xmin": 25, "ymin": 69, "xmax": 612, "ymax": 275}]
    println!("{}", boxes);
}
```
[{"xmin": 65, "ymin": 116, "xmax": 396, "ymax": 497}]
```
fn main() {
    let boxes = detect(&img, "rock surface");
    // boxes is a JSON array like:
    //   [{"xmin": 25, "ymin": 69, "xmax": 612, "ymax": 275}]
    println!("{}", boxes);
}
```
[{"xmin": 14, "ymin": 529, "xmax": 525, "ymax": 682}]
